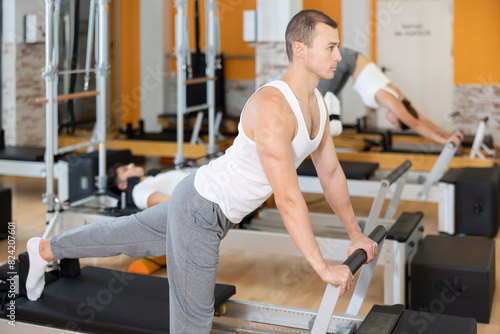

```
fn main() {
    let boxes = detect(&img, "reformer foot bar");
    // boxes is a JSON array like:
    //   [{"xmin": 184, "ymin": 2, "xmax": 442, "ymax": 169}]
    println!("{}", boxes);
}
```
[
  {"xmin": 222, "ymin": 160, "xmax": 424, "ymax": 306},
  {"xmin": 298, "ymin": 142, "xmax": 459, "ymax": 234}
]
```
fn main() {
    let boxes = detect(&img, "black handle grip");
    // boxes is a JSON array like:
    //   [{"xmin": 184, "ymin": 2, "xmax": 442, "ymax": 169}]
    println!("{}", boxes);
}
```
[
  {"xmin": 343, "ymin": 225, "xmax": 387, "ymax": 274},
  {"xmin": 385, "ymin": 160, "xmax": 412, "ymax": 185}
]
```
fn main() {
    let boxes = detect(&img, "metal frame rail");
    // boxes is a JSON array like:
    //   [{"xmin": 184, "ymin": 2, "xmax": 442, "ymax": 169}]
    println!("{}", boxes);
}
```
[
  {"xmin": 42, "ymin": 0, "xmax": 110, "ymax": 221},
  {"xmin": 298, "ymin": 142, "xmax": 459, "ymax": 234},
  {"xmin": 174, "ymin": 0, "xmax": 218, "ymax": 164}
]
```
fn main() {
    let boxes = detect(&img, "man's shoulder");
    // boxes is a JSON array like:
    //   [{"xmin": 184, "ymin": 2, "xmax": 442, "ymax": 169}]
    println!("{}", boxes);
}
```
[{"xmin": 247, "ymin": 85, "xmax": 290, "ymax": 112}]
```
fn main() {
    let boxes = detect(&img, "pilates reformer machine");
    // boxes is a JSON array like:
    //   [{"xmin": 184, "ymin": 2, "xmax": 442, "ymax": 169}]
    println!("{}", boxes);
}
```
[
  {"xmin": 56, "ymin": 0, "xmax": 226, "ymax": 160},
  {"xmin": 38, "ymin": 155, "xmax": 422, "ymax": 309},
  {"xmin": 0, "ymin": 0, "xmax": 111, "ymax": 221},
  {"xmin": 297, "ymin": 141, "xmax": 461, "ymax": 235},
  {"xmin": 0, "ymin": 225, "xmax": 476, "ymax": 333},
  {"xmin": 22, "ymin": 0, "xmax": 223, "ymax": 237},
  {"xmin": 223, "ymin": 160, "xmax": 424, "ymax": 307}
]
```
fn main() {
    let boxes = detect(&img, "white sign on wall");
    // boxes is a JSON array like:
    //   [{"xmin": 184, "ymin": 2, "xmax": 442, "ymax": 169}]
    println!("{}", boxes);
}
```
[{"xmin": 376, "ymin": 0, "xmax": 454, "ymax": 130}]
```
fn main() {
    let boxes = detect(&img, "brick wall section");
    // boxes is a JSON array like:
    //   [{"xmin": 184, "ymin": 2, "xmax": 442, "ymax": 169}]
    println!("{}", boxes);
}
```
[
  {"xmin": 15, "ymin": 43, "xmax": 45, "ymax": 147},
  {"xmin": 453, "ymin": 85, "xmax": 500, "ymax": 147},
  {"xmin": 2, "ymin": 42, "xmax": 17, "ymax": 146},
  {"xmin": 224, "ymin": 80, "xmax": 254, "ymax": 119},
  {"xmin": 2, "ymin": 42, "xmax": 45, "ymax": 147},
  {"xmin": 255, "ymin": 41, "xmax": 289, "ymax": 89}
]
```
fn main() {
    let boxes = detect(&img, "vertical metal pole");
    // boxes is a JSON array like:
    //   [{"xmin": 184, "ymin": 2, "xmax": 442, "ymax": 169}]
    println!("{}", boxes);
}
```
[
  {"xmin": 84, "ymin": 0, "xmax": 96, "ymax": 91},
  {"xmin": 174, "ymin": 0, "xmax": 188, "ymax": 164},
  {"xmin": 44, "ymin": 0, "xmax": 57, "ymax": 216},
  {"xmin": 51, "ymin": 0, "xmax": 61, "ymax": 68},
  {"xmin": 206, "ymin": 0, "xmax": 216, "ymax": 154},
  {"xmin": 418, "ymin": 142, "xmax": 457, "ymax": 201},
  {"xmin": 95, "ymin": 0, "xmax": 110, "ymax": 193}
]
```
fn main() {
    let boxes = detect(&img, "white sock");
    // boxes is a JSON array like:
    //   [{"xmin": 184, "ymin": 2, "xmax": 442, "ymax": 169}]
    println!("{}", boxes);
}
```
[{"xmin": 26, "ymin": 237, "xmax": 49, "ymax": 301}]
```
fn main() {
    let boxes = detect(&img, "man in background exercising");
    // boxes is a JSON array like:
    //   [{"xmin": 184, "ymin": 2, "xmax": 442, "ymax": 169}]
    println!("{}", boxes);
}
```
[{"xmin": 318, "ymin": 47, "xmax": 463, "ymax": 145}]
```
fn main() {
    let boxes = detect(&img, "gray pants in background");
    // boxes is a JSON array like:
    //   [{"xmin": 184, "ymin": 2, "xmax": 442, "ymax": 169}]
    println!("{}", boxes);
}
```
[{"xmin": 50, "ymin": 172, "xmax": 235, "ymax": 333}]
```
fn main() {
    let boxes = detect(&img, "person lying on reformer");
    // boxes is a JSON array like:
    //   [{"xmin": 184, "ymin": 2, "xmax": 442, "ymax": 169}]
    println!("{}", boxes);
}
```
[
  {"xmin": 106, "ymin": 162, "xmax": 191, "ymax": 274},
  {"xmin": 107, "ymin": 162, "xmax": 190, "ymax": 210},
  {"xmin": 317, "ymin": 47, "xmax": 463, "ymax": 146},
  {"xmin": 25, "ymin": 10, "xmax": 378, "ymax": 333}
]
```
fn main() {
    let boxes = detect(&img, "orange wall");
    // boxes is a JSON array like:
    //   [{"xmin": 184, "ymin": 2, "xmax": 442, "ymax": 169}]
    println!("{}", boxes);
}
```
[
  {"xmin": 169, "ymin": 0, "xmax": 256, "ymax": 80},
  {"xmin": 219, "ymin": 0, "xmax": 256, "ymax": 80},
  {"xmin": 454, "ymin": 0, "xmax": 500, "ymax": 84},
  {"xmin": 169, "ymin": 0, "xmax": 341, "ymax": 81},
  {"xmin": 303, "ymin": 0, "xmax": 342, "ymax": 34},
  {"xmin": 117, "ymin": 0, "xmax": 141, "ymax": 128}
]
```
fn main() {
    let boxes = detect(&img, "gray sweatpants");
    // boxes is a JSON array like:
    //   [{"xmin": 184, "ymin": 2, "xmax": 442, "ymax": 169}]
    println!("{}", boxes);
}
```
[{"xmin": 51, "ymin": 172, "xmax": 235, "ymax": 333}]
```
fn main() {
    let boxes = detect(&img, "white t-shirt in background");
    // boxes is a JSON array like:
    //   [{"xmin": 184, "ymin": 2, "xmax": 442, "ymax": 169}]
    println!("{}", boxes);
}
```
[{"xmin": 132, "ymin": 169, "xmax": 191, "ymax": 210}]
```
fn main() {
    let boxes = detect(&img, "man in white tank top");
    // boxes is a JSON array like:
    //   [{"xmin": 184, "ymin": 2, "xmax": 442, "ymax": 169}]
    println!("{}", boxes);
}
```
[{"xmin": 26, "ymin": 10, "xmax": 378, "ymax": 333}]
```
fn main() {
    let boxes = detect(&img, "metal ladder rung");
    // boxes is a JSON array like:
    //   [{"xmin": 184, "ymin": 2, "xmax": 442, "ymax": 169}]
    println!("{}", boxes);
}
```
[{"xmin": 183, "ymin": 76, "xmax": 216, "ymax": 85}]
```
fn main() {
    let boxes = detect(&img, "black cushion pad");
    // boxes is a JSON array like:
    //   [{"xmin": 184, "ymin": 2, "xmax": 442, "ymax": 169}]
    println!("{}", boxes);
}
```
[
  {"xmin": 0, "ymin": 146, "xmax": 46, "ymax": 161},
  {"xmin": 297, "ymin": 159, "xmax": 379, "ymax": 180},
  {"xmin": 12, "ymin": 266, "xmax": 236, "ymax": 333}
]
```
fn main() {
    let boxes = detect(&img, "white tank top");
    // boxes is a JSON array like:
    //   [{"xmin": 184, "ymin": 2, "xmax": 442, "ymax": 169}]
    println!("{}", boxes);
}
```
[{"xmin": 194, "ymin": 80, "xmax": 327, "ymax": 223}]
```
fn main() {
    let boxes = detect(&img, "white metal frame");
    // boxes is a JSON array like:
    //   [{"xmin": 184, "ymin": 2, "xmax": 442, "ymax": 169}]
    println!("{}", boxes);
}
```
[
  {"xmin": 41, "ymin": 0, "xmax": 110, "ymax": 219},
  {"xmin": 469, "ymin": 117, "xmax": 495, "ymax": 159},
  {"xmin": 298, "ymin": 142, "xmax": 458, "ymax": 235},
  {"xmin": 174, "ymin": 0, "xmax": 218, "ymax": 164},
  {"xmin": 0, "ymin": 160, "xmax": 69, "ymax": 203}
]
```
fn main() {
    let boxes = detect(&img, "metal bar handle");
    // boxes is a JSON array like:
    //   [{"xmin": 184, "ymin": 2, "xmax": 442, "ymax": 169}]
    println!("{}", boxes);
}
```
[
  {"xmin": 343, "ymin": 225, "xmax": 387, "ymax": 274},
  {"xmin": 310, "ymin": 225, "xmax": 387, "ymax": 334},
  {"xmin": 183, "ymin": 76, "xmax": 217, "ymax": 85},
  {"xmin": 418, "ymin": 141, "xmax": 458, "ymax": 201},
  {"xmin": 36, "ymin": 90, "xmax": 99, "ymax": 104},
  {"xmin": 384, "ymin": 160, "xmax": 412, "ymax": 186}
]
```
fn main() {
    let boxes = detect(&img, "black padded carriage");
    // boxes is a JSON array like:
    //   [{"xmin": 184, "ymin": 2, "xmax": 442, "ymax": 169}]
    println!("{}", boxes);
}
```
[
  {"xmin": 297, "ymin": 159, "xmax": 379, "ymax": 180},
  {"xmin": 0, "ymin": 146, "xmax": 46, "ymax": 161},
  {"xmin": 2, "ymin": 261, "xmax": 235, "ymax": 334}
]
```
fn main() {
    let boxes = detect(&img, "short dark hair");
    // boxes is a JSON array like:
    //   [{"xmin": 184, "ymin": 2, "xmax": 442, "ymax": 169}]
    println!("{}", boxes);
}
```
[
  {"xmin": 285, "ymin": 9, "xmax": 338, "ymax": 61},
  {"xmin": 107, "ymin": 162, "xmax": 127, "ymax": 194}
]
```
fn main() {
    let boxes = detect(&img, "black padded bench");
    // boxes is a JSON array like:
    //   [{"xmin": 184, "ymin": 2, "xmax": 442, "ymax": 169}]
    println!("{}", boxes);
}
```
[
  {"xmin": 3, "ymin": 264, "xmax": 235, "ymax": 334},
  {"xmin": 297, "ymin": 159, "xmax": 379, "ymax": 180},
  {"xmin": 357, "ymin": 304, "xmax": 477, "ymax": 334},
  {"xmin": 0, "ymin": 146, "xmax": 46, "ymax": 162}
]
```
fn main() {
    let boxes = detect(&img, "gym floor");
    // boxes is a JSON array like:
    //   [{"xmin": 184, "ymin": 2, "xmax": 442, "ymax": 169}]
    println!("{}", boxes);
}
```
[{"xmin": 1, "ymin": 173, "xmax": 499, "ymax": 333}]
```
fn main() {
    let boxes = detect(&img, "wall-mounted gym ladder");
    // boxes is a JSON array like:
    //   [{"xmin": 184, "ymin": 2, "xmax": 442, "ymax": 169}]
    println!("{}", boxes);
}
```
[
  {"xmin": 42, "ymin": 0, "xmax": 110, "ymax": 219},
  {"xmin": 174, "ymin": 0, "xmax": 219, "ymax": 164}
]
